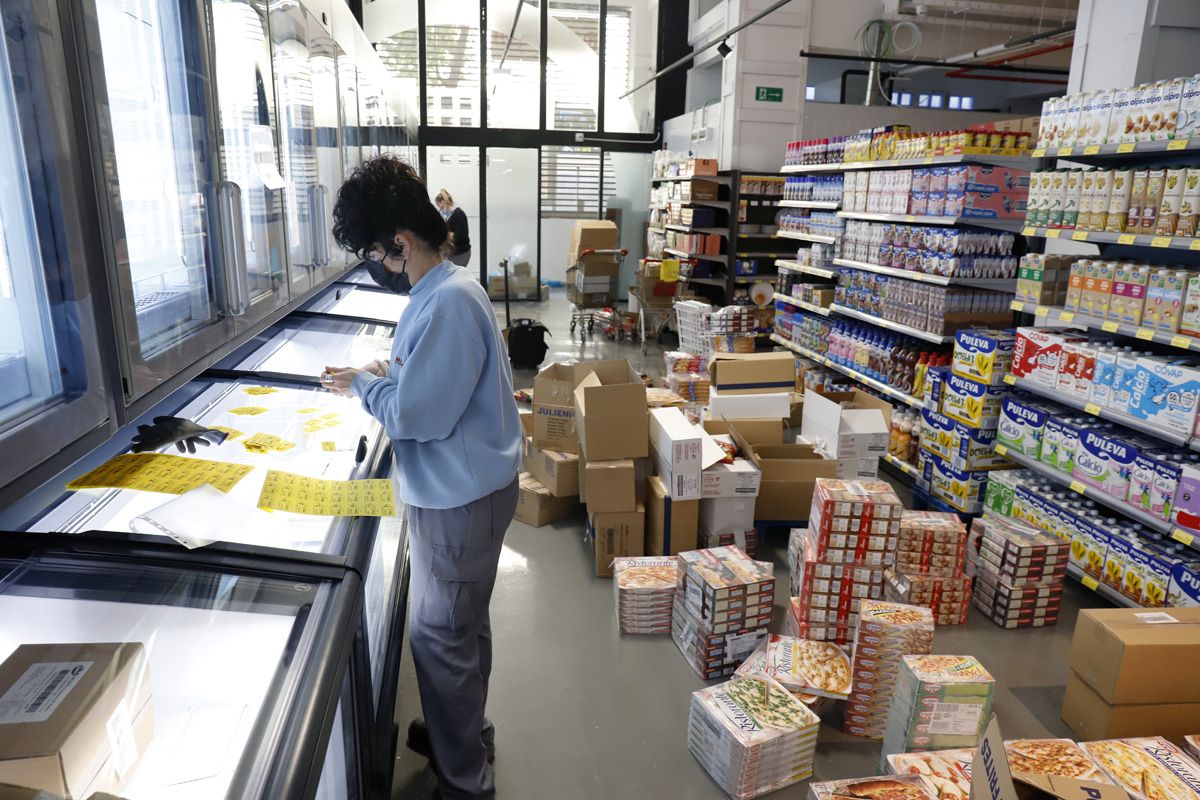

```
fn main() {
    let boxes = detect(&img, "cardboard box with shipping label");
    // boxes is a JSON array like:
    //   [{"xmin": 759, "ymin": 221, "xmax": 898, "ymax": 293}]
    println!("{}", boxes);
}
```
[
  {"xmin": 0, "ymin": 642, "xmax": 153, "ymax": 800},
  {"xmin": 701, "ymin": 458, "xmax": 762, "ymax": 499},
  {"xmin": 1067, "ymin": 606, "xmax": 1200, "ymax": 705},
  {"xmin": 514, "ymin": 473, "xmax": 580, "ymax": 527},
  {"xmin": 590, "ymin": 503, "xmax": 645, "ymax": 577},
  {"xmin": 645, "ymin": 475, "xmax": 699, "ymax": 556},
  {"xmin": 532, "ymin": 363, "xmax": 580, "ymax": 453},
  {"xmin": 707, "ymin": 352, "xmax": 796, "ymax": 396},
  {"xmin": 526, "ymin": 442, "xmax": 579, "ymax": 498},
  {"xmin": 800, "ymin": 389, "xmax": 891, "ymax": 459},
  {"xmin": 574, "ymin": 360, "xmax": 648, "ymax": 461},
  {"xmin": 1062, "ymin": 670, "xmax": 1200, "ymax": 744},
  {"xmin": 584, "ymin": 459, "xmax": 636, "ymax": 513}
]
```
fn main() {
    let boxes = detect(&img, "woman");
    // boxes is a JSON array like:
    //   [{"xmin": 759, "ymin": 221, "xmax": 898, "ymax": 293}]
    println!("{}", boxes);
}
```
[
  {"xmin": 435, "ymin": 189, "xmax": 472, "ymax": 267},
  {"xmin": 323, "ymin": 157, "xmax": 521, "ymax": 800}
]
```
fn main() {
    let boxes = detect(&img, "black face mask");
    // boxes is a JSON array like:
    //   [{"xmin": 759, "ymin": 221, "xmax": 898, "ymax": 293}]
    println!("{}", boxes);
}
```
[{"xmin": 365, "ymin": 258, "xmax": 412, "ymax": 295}]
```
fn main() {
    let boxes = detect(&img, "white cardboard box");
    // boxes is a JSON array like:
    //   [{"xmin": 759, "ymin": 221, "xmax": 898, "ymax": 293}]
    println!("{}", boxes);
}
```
[
  {"xmin": 651, "ymin": 442, "xmax": 702, "ymax": 501},
  {"xmin": 649, "ymin": 407, "xmax": 723, "ymax": 474},
  {"xmin": 700, "ymin": 495, "xmax": 757, "ymax": 535},
  {"xmin": 799, "ymin": 389, "xmax": 890, "ymax": 459},
  {"xmin": 701, "ymin": 458, "xmax": 763, "ymax": 498},
  {"xmin": 707, "ymin": 388, "xmax": 790, "ymax": 420}
]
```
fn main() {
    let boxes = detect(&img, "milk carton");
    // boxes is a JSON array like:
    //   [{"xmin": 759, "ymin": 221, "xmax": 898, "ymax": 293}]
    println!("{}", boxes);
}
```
[
  {"xmin": 1102, "ymin": 535, "xmax": 1138, "ymax": 593},
  {"xmin": 1072, "ymin": 429, "xmax": 1138, "ymax": 498},
  {"xmin": 1012, "ymin": 327, "xmax": 1087, "ymax": 386},
  {"xmin": 952, "ymin": 329, "xmax": 1014, "ymax": 386},
  {"xmin": 1135, "ymin": 544, "xmax": 1177, "ymax": 607},
  {"xmin": 1068, "ymin": 514, "xmax": 1110, "ymax": 579},
  {"xmin": 1089, "ymin": 345, "xmax": 1122, "ymax": 406},
  {"xmin": 1172, "ymin": 461, "xmax": 1200, "ymax": 537},
  {"xmin": 996, "ymin": 396, "xmax": 1049, "ymax": 457},
  {"xmin": 1062, "ymin": 93, "xmax": 1084, "ymax": 148},
  {"xmin": 1127, "ymin": 448, "xmax": 1163, "ymax": 518},
  {"xmin": 1152, "ymin": 455, "xmax": 1185, "ymax": 521},
  {"xmin": 1109, "ymin": 87, "xmax": 1137, "ymax": 145},
  {"xmin": 1108, "ymin": 349, "xmax": 1143, "ymax": 413},
  {"xmin": 1039, "ymin": 414, "xmax": 1087, "ymax": 475},
  {"xmin": 940, "ymin": 372, "xmax": 1005, "ymax": 429},
  {"xmin": 1126, "ymin": 356, "xmax": 1200, "ymax": 434},
  {"xmin": 1167, "ymin": 561, "xmax": 1200, "ymax": 608},
  {"xmin": 1036, "ymin": 99, "xmax": 1055, "ymax": 149}
]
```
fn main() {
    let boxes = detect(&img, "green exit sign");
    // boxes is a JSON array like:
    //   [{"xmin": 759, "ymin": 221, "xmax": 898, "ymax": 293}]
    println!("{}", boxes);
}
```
[{"xmin": 755, "ymin": 86, "xmax": 783, "ymax": 102}]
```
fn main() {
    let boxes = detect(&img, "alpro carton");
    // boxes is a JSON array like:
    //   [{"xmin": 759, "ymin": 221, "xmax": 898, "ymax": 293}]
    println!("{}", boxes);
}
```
[
  {"xmin": 952, "ymin": 329, "xmax": 1014, "ymax": 386},
  {"xmin": 532, "ymin": 362, "xmax": 579, "ymax": 453}
]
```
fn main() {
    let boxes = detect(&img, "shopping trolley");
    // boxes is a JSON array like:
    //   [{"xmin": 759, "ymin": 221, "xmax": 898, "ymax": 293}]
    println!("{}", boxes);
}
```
[
  {"xmin": 566, "ymin": 247, "xmax": 628, "ymax": 343},
  {"xmin": 629, "ymin": 257, "xmax": 694, "ymax": 354}
]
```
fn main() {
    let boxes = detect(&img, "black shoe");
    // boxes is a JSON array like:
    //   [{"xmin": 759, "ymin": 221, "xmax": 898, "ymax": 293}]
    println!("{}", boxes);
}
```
[{"xmin": 407, "ymin": 719, "xmax": 496, "ymax": 764}]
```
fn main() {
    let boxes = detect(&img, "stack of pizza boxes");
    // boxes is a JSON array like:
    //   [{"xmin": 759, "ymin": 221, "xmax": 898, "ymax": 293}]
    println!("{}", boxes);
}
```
[
  {"xmin": 881, "ymin": 655, "xmax": 996, "ymax": 764},
  {"xmin": 672, "ymin": 546, "xmax": 775, "ymax": 679},
  {"xmin": 969, "ymin": 515, "xmax": 1068, "ymax": 628},
  {"xmin": 786, "ymin": 479, "xmax": 904, "ymax": 645},
  {"xmin": 807, "ymin": 775, "xmax": 939, "ymax": 800},
  {"xmin": 884, "ymin": 511, "xmax": 972, "ymax": 626},
  {"xmin": 843, "ymin": 600, "xmax": 934, "ymax": 740},
  {"xmin": 612, "ymin": 556, "xmax": 678, "ymax": 634},
  {"xmin": 734, "ymin": 634, "xmax": 854, "ymax": 706}
]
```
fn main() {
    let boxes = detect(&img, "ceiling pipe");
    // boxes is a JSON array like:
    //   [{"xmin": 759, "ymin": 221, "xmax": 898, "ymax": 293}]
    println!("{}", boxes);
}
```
[
  {"xmin": 945, "ymin": 40, "xmax": 1075, "ymax": 80},
  {"xmin": 896, "ymin": 23, "xmax": 1075, "ymax": 77}
]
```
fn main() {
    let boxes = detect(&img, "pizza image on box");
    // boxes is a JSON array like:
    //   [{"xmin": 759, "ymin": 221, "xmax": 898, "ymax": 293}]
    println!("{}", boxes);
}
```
[
  {"xmin": 887, "ymin": 749, "xmax": 973, "ymax": 799},
  {"xmin": 613, "ymin": 557, "xmax": 678, "ymax": 591},
  {"xmin": 1081, "ymin": 737, "xmax": 1200, "ymax": 800},
  {"xmin": 809, "ymin": 774, "xmax": 937, "ymax": 800},
  {"xmin": 736, "ymin": 635, "xmax": 853, "ymax": 700},
  {"xmin": 1004, "ymin": 739, "xmax": 1112, "ymax": 783}
]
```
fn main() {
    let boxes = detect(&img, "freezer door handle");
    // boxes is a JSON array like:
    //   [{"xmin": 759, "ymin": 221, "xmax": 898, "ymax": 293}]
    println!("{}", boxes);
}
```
[
  {"xmin": 311, "ymin": 184, "xmax": 330, "ymax": 267},
  {"xmin": 218, "ymin": 180, "xmax": 249, "ymax": 316}
]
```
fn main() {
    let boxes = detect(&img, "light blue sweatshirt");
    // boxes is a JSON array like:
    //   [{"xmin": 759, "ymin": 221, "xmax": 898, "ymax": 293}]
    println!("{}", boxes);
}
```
[{"xmin": 351, "ymin": 262, "xmax": 522, "ymax": 509}]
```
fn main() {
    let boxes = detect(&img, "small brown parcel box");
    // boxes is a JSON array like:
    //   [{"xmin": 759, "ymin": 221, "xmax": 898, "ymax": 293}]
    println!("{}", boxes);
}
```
[
  {"xmin": 646, "ymin": 475, "xmax": 699, "ymax": 556},
  {"xmin": 707, "ymin": 352, "xmax": 797, "ymax": 396},
  {"xmin": 590, "ymin": 503, "xmax": 645, "ymax": 577},
  {"xmin": 970, "ymin": 716, "xmax": 1130, "ymax": 800},
  {"xmin": 1067, "ymin": 607, "xmax": 1200, "ymax": 705},
  {"xmin": 1061, "ymin": 668, "xmax": 1200, "ymax": 741},
  {"xmin": 727, "ymin": 422, "xmax": 837, "ymax": 521},
  {"xmin": 514, "ymin": 473, "xmax": 579, "ymax": 527},
  {"xmin": 584, "ymin": 459, "xmax": 636, "ymax": 513},
  {"xmin": 567, "ymin": 220, "xmax": 619, "ymax": 264},
  {"xmin": 532, "ymin": 363, "xmax": 579, "ymax": 454},
  {"xmin": 573, "ymin": 361, "xmax": 648, "ymax": 461},
  {"xmin": 526, "ymin": 442, "xmax": 579, "ymax": 498},
  {"xmin": 0, "ymin": 643, "xmax": 153, "ymax": 800}
]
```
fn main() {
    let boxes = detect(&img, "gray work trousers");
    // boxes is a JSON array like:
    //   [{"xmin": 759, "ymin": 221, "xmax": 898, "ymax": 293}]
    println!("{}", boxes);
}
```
[{"xmin": 407, "ymin": 476, "xmax": 518, "ymax": 800}]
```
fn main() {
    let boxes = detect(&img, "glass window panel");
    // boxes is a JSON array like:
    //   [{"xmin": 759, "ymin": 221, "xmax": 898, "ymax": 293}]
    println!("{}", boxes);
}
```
[
  {"xmin": 547, "ymin": 0, "xmax": 599, "ymax": 131},
  {"xmin": 602, "ymin": 151, "xmax": 650, "ymax": 295},
  {"xmin": 426, "ymin": 146, "xmax": 480, "ymax": 272},
  {"xmin": 961, "ymin": 96, "xmax": 974, "ymax": 110},
  {"xmin": 339, "ymin": 53, "xmax": 361, "ymax": 178},
  {"xmin": 309, "ymin": 15, "xmax": 344, "ymax": 281},
  {"xmin": 603, "ymin": 0, "xmax": 655, "ymax": 133},
  {"xmin": 232, "ymin": 316, "xmax": 393, "ymax": 377},
  {"xmin": 486, "ymin": 148, "xmax": 538, "ymax": 283},
  {"xmin": 423, "ymin": 0, "xmax": 481, "ymax": 127},
  {"xmin": 487, "ymin": 0, "xmax": 540, "ymax": 130}
]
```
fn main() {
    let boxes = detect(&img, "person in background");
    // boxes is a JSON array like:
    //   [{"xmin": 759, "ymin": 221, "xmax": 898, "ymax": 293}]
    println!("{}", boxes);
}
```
[
  {"xmin": 435, "ymin": 189, "xmax": 472, "ymax": 267},
  {"xmin": 323, "ymin": 157, "xmax": 521, "ymax": 800}
]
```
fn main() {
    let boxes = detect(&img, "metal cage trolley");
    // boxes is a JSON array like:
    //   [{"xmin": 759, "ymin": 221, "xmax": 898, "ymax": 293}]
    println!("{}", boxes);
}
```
[
  {"xmin": 565, "ymin": 247, "xmax": 628, "ymax": 342},
  {"xmin": 629, "ymin": 257, "xmax": 694, "ymax": 354}
]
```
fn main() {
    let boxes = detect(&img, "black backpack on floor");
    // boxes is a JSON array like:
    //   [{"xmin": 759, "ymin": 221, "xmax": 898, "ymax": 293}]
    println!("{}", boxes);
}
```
[{"xmin": 502, "ymin": 259, "xmax": 549, "ymax": 369}]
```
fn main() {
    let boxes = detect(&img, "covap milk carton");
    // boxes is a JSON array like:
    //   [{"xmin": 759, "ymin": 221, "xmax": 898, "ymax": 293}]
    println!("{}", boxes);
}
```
[
  {"xmin": 1012, "ymin": 327, "xmax": 1088, "ymax": 386},
  {"xmin": 1072, "ymin": 429, "xmax": 1138, "ymax": 499},
  {"xmin": 951, "ymin": 329, "xmax": 1014, "ymax": 386},
  {"xmin": 1125, "ymin": 356, "xmax": 1200, "ymax": 435}
]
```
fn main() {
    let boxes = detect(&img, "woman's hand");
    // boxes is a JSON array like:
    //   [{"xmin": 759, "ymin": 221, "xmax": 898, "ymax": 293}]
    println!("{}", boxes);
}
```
[
  {"xmin": 361, "ymin": 359, "xmax": 389, "ymax": 377},
  {"xmin": 322, "ymin": 365, "xmax": 365, "ymax": 397}
]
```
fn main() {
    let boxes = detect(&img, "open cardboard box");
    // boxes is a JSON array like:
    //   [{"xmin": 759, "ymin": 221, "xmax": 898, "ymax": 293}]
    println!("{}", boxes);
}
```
[
  {"xmin": 800, "ymin": 388, "xmax": 892, "ymax": 459},
  {"xmin": 532, "ymin": 363, "xmax": 580, "ymax": 453},
  {"xmin": 971, "ymin": 717, "xmax": 1130, "ymax": 800},
  {"xmin": 573, "ymin": 360, "xmax": 648, "ymax": 461},
  {"xmin": 707, "ymin": 352, "xmax": 797, "ymax": 396},
  {"xmin": 724, "ymin": 420, "xmax": 837, "ymax": 521}
]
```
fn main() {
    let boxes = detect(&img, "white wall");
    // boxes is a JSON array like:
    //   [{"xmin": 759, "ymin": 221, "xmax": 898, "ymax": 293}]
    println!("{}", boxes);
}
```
[{"xmin": 1069, "ymin": 0, "xmax": 1200, "ymax": 93}]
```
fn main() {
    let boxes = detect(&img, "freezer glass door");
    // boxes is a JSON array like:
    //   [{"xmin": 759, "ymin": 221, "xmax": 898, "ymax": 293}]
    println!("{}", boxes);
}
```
[
  {"xmin": 88, "ymin": 0, "xmax": 233, "ymax": 400},
  {"xmin": 211, "ymin": 0, "xmax": 291, "ymax": 330},
  {"xmin": 338, "ymin": 51, "xmax": 361, "ymax": 220},
  {"xmin": 309, "ymin": 14, "xmax": 344, "ymax": 284}
]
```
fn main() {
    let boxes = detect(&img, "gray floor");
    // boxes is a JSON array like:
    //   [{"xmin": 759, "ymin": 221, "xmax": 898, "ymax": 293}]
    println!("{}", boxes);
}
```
[{"xmin": 391, "ymin": 289, "xmax": 1108, "ymax": 799}]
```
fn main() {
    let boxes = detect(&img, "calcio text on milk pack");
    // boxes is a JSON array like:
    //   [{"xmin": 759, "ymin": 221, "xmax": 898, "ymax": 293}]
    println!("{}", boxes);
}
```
[
  {"xmin": 1072, "ymin": 429, "xmax": 1138, "ymax": 498},
  {"xmin": 1040, "ymin": 415, "xmax": 1088, "ymax": 475},
  {"xmin": 952, "ymin": 329, "xmax": 1014, "ymax": 386},
  {"xmin": 1127, "ymin": 449, "xmax": 1165, "ymax": 518},
  {"xmin": 1125, "ymin": 357, "xmax": 1200, "ymax": 435},
  {"xmin": 996, "ymin": 396, "xmax": 1048, "ymax": 456}
]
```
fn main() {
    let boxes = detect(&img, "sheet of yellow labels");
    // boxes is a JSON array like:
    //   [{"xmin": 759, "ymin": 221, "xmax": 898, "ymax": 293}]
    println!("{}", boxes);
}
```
[
  {"xmin": 257, "ymin": 470, "xmax": 395, "ymax": 516},
  {"xmin": 66, "ymin": 453, "xmax": 253, "ymax": 494}
]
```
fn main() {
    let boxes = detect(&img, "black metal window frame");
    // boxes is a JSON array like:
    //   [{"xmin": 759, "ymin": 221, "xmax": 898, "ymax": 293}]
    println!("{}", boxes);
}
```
[{"xmin": 412, "ymin": 0, "xmax": 674, "ymax": 288}]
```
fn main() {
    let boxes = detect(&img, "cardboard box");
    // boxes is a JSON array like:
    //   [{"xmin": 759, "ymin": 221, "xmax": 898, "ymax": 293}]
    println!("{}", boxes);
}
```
[
  {"xmin": 0, "ymin": 642, "xmax": 153, "ymax": 799},
  {"xmin": 728, "ymin": 422, "xmax": 838, "ymax": 521},
  {"xmin": 707, "ymin": 388, "xmax": 790, "ymax": 420},
  {"xmin": 701, "ymin": 417, "xmax": 782, "ymax": 441},
  {"xmin": 707, "ymin": 352, "xmax": 796, "ymax": 395},
  {"xmin": 574, "ymin": 360, "xmax": 648, "ymax": 461},
  {"xmin": 568, "ymin": 220, "xmax": 619, "ymax": 264},
  {"xmin": 1068, "ymin": 606, "xmax": 1200, "ymax": 705},
  {"xmin": 525, "ymin": 442, "xmax": 579, "ymax": 498},
  {"xmin": 532, "ymin": 363, "xmax": 580, "ymax": 453},
  {"xmin": 514, "ymin": 473, "xmax": 580, "ymax": 527},
  {"xmin": 577, "ymin": 446, "xmax": 587, "ymax": 504},
  {"xmin": 700, "ymin": 496, "xmax": 756, "ymax": 535},
  {"xmin": 799, "ymin": 389, "xmax": 892, "ymax": 459},
  {"xmin": 590, "ymin": 503, "xmax": 645, "ymax": 577},
  {"xmin": 646, "ymin": 475, "xmax": 699, "ymax": 556},
  {"xmin": 649, "ymin": 408, "xmax": 721, "ymax": 475},
  {"xmin": 584, "ymin": 459, "xmax": 636, "ymax": 512},
  {"xmin": 701, "ymin": 458, "xmax": 762, "ymax": 498},
  {"xmin": 1061, "ymin": 669, "xmax": 1200, "ymax": 741}
]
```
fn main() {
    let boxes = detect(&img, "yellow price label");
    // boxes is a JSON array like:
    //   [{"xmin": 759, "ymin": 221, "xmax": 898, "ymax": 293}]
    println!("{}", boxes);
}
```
[
  {"xmin": 1101, "ymin": 321, "xmax": 1120, "ymax": 332},
  {"xmin": 1057, "ymin": 146, "xmax": 1073, "ymax": 157},
  {"xmin": 1172, "ymin": 335, "xmax": 1193, "ymax": 349},
  {"xmin": 1117, "ymin": 142, "xmax": 1136, "ymax": 153},
  {"xmin": 1022, "ymin": 226, "xmax": 1036, "ymax": 236},
  {"xmin": 659, "ymin": 258, "xmax": 681, "ymax": 282},
  {"xmin": 1136, "ymin": 328, "xmax": 1155, "ymax": 341},
  {"xmin": 1117, "ymin": 233, "xmax": 1137, "ymax": 245},
  {"xmin": 1072, "ymin": 230, "xmax": 1089, "ymax": 241},
  {"xmin": 994, "ymin": 443, "xmax": 1008, "ymax": 456},
  {"xmin": 1083, "ymin": 145, "xmax": 1101, "ymax": 155},
  {"xmin": 1172, "ymin": 529, "xmax": 1196, "ymax": 546},
  {"xmin": 1190, "ymin": 239, "xmax": 1200, "ymax": 251},
  {"xmin": 1084, "ymin": 403, "xmax": 1101, "ymax": 415},
  {"xmin": 1031, "ymin": 147, "xmax": 1046, "ymax": 157},
  {"xmin": 1069, "ymin": 480, "xmax": 1086, "ymax": 494},
  {"xmin": 1004, "ymin": 374, "xmax": 1016, "ymax": 385},
  {"xmin": 905, "ymin": 215, "xmax": 917, "ymax": 223},
  {"xmin": 1010, "ymin": 300, "xmax": 1025, "ymax": 312},
  {"xmin": 1046, "ymin": 229, "xmax": 1061, "ymax": 238},
  {"xmin": 923, "ymin": 156, "xmax": 934, "ymax": 164},
  {"xmin": 1151, "ymin": 236, "xmax": 1173, "ymax": 248},
  {"xmin": 1059, "ymin": 311, "xmax": 1076, "ymax": 323},
  {"xmin": 1082, "ymin": 575, "xmax": 1100, "ymax": 591},
  {"xmin": 1168, "ymin": 138, "xmax": 1189, "ymax": 151},
  {"xmin": 1035, "ymin": 305, "xmax": 1049, "ymax": 316}
]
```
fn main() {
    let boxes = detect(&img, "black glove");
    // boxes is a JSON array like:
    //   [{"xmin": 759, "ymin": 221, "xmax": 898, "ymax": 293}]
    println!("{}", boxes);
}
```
[{"xmin": 130, "ymin": 416, "xmax": 229, "ymax": 454}]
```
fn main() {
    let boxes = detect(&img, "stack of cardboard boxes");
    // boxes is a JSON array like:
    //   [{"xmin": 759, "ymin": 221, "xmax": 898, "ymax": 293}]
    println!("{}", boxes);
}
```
[{"xmin": 516, "ymin": 364, "xmax": 583, "ymax": 528}]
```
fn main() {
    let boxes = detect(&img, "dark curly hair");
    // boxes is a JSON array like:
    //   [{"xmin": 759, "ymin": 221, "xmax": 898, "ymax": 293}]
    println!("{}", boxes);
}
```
[{"xmin": 332, "ymin": 156, "xmax": 450, "ymax": 259}]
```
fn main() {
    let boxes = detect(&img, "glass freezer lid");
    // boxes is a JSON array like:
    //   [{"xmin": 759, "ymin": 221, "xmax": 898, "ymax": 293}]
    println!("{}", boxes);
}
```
[
  {"xmin": 337, "ymin": 267, "xmax": 377, "ymax": 287},
  {"xmin": 0, "ymin": 554, "xmax": 333, "ymax": 800},
  {"xmin": 310, "ymin": 284, "xmax": 407, "ymax": 323},
  {"xmin": 29, "ymin": 379, "xmax": 385, "ymax": 555},
  {"xmin": 232, "ymin": 316, "xmax": 393, "ymax": 378}
]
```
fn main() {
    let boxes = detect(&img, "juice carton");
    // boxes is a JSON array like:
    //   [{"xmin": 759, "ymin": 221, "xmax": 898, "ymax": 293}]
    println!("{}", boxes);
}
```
[
  {"xmin": 996, "ymin": 396, "xmax": 1049, "ymax": 457},
  {"xmin": 952, "ymin": 329, "xmax": 1014, "ymax": 386},
  {"xmin": 1126, "ymin": 356, "xmax": 1200, "ymax": 434},
  {"xmin": 940, "ymin": 372, "xmax": 1005, "ymax": 429},
  {"xmin": 1072, "ymin": 428, "xmax": 1138, "ymax": 498}
]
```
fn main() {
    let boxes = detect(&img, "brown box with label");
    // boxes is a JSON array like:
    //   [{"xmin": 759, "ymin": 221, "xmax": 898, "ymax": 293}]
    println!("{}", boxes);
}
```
[
  {"xmin": 591, "ymin": 503, "xmax": 645, "ymax": 577},
  {"xmin": 574, "ymin": 360, "xmax": 649, "ymax": 461},
  {"xmin": 1067, "ymin": 607, "xmax": 1200, "ymax": 704},
  {"xmin": 567, "ymin": 220, "xmax": 619, "ymax": 264},
  {"xmin": 1061, "ymin": 668, "xmax": 1200, "ymax": 741},
  {"xmin": 525, "ymin": 442, "xmax": 579, "ymax": 498},
  {"xmin": 514, "ymin": 473, "xmax": 580, "ymax": 527},
  {"xmin": 726, "ymin": 422, "xmax": 838, "ymax": 521},
  {"xmin": 0, "ymin": 643, "xmax": 153, "ymax": 799},
  {"xmin": 645, "ymin": 475, "xmax": 699, "ymax": 556},
  {"xmin": 584, "ymin": 459, "xmax": 636, "ymax": 513},
  {"xmin": 532, "ymin": 363, "xmax": 579, "ymax": 454},
  {"xmin": 707, "ymin": 352, "xmax": 797, "ymax": 396}
]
